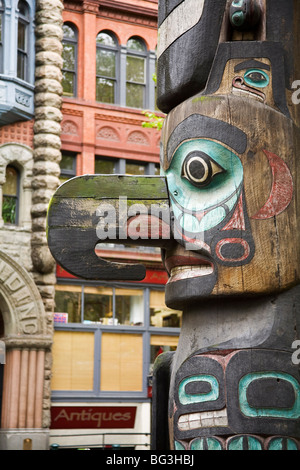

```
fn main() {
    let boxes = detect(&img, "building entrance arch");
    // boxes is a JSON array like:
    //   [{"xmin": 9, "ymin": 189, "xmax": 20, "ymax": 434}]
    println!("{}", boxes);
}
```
[{"xmin": 0, "ymin": 250, "xmax": 52, "ymax": 449}]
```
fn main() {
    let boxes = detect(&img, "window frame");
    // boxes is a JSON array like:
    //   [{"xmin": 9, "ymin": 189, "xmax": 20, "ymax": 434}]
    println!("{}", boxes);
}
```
[
  {"xmin": 17, "ymin": 0, "xmax": 30, "ymax": 82},
  {"xmin": 2, "ymin": 164, "xmax": 20, "ymax": 225},
  {"xmin": 96, "ymin": 30, "xmax": 120, "ymax": 105},
  {"xmin": 59, "ymin": 152, "xmax": 77, "ymax": 183},
  {"xmin": 125, "ymin": 36, "xmax": 147, "ymax": 109},
  {"xmin": 0, "ymin": 0, "xmax": 4, "ymax": 74},
  {"xmin": 62, "ymin": 22, "xmax": 78, "ymax": 98},
  {"xmin": 52, "ymin": 279, "xmax": 180, "ymax": 401},
  {"xmin": 95, "ymin": 156, "xmax": 159, "ymax": 176}
]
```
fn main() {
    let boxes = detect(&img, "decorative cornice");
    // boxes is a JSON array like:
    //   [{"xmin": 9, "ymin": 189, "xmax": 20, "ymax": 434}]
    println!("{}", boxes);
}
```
[
  {"xmin": 95, "ymin": 113, "xmax": 144, "ymax": 126},
  {"xmin": 63, "ymin": 0, "xmax": 158, "ymax": 26}
]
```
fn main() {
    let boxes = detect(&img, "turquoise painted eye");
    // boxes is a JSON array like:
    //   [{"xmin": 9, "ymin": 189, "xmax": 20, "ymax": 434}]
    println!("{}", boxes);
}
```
[
  {"xmin": 244, "ymin": 69, "xmax": 269, "ymax": 88},
  {"xmin": 182, "ymin": 151, "xmax": 224, "ymax": 188}
]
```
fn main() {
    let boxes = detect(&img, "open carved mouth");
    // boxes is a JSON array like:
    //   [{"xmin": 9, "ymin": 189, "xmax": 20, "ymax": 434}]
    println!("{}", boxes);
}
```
[
  {"xmin": 164, "ymin": 253, "xmax": 214, "ymax": 283},
  {"xmin": 178, "ymin": 408, "xmax": 228, "ymax": 431}
]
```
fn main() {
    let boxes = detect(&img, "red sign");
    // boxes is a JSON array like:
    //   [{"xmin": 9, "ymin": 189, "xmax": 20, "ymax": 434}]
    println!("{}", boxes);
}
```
[{"xmin": 51, "ymin": 406, "xmax": 137, "ymax": 429}]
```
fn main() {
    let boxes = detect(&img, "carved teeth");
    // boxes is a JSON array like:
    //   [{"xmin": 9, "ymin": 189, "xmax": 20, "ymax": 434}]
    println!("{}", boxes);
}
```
[
  {"xmin": 232, "ymin": 87, "xmax": 265, "ymax": 102},
  {"xmin": 178, "ymin": 409, "xmax": 228, "ymax": 431},
  {"xmin": 170, "ymin": 265, "xmax": 214, "ymax": 281}
]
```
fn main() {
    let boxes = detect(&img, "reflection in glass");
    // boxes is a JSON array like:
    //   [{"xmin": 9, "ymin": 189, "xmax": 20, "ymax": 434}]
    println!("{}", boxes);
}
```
[
  {"xmin": 96, "ymin": 31, "xmax": 117, "ymax": 104},
  {"xmin": 17, "ymin": 1, "xmax": 29, "ymax": 80},
  {"xmin": 84, "ymin": 286, "xmax": 113, "ymax": 324},
  {"xmin": 125, "ymin": 161, "xmax": 146, "ymax": 175},
  {"xmin": 115, "ymin": 288, "xmax": 144, "ymax": 325},
  {"xmin": 150, "ymin": 290, "xmax": 182, "ymax": 327},
  {"xmin": 55, "ymin": 286, "xmax": 82, "ymax": 323},
  {"xmin": 126, "ymin": 38, "xmax": 146, "ymax": 108},
  {"xmin": 2, "ymin": 166, "xmax": 19, "ymax": 225},
  {"xmin": 62, "ymin": 23, "xmax": 77, "ymax": 96},
  {"xmin": 150, "ymin": 335, "xmax": 179, "ymax": 373},
  {"xmin": 95, "ymin": 157, "xmax": 116, "ymax": 174}
]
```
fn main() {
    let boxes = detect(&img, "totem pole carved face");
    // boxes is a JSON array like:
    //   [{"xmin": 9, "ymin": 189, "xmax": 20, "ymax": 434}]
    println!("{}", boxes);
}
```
[{"xmin": 160, "ymin": 43, "xmax": 300, "ymax": 308}]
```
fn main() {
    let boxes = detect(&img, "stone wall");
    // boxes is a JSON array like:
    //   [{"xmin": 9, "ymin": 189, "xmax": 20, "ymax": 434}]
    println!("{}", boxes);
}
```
[
  {"xmin": 32, "ymin": 0, "xmax": 63, "ymax": 314},
  {"xmin": 32, "ymin": 0, "xmax": 64, "ymax": 429}
]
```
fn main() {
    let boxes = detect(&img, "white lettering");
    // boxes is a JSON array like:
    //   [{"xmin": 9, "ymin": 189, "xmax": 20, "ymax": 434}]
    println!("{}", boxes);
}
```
[
  {"xmin": 292, "ymin": 80, "xmax": 300, "ymax": 105},
  {"xmin": 292, "ymin": 340, "xmax": 300, "ymax": 365}
]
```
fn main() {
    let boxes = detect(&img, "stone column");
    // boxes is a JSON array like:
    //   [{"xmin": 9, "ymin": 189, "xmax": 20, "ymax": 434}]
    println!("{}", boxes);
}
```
[{"xmin": 32, "ymin": 1, "xmax": 63, "ymax": 332}]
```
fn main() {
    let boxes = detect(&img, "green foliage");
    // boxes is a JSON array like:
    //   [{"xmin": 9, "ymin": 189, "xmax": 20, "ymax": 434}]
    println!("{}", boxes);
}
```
[
  {"xmin": 142, "ymin": 111, "xmax": 164, "ymax": 131},
  {"xmin": 2, "ymin": 196, "xmax": 17, "ymax": 224},
  {"xmin": 141, "ymin": 73, "xmax": 165, "ymax": 130}
]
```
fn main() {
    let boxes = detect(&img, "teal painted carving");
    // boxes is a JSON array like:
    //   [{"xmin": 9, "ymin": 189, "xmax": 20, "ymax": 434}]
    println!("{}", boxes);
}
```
[
  {"xmin": 161, "ymin": 140, "xmax": 243, "ymax": 235},
  {"xmin": 239, "ymin": 372, "xmax": 300, "ymax": 420},
  {"xmin": 178, "ymin": 374, "xmax": 219, "ymax": 405}
]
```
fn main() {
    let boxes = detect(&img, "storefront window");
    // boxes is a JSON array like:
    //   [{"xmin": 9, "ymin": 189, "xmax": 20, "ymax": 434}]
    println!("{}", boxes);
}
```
[
  {"xmin": 115, "ymin": 288, "xmax": 144, "ymax": 326},
  {"xmin": 54, "ymin": 285, "xmax": 82, "ymax": 323},
  {"xmin": 100, "ymin": 333, "xmax": 143, "ymax": 392},
  {"xmin": 52, "ymin": 331, "xmax": 95, "ymax": 391},
  {"xmin": 150, "ymin": 290, "xmax": 182, "ymax": 327},
  {"xmin": 53, "ymin": 283, "xmax": 180, "ymax": 397},
  {"xmin": 83, "ymin": 286, "xmax": 113, "ymax": 324},
  {"xmin": 150, "ymin": 335, "xmax": 179, "ymax": 373}
]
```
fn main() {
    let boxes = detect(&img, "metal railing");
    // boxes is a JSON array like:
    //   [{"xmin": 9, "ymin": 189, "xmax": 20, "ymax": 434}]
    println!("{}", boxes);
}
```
[{"xmin": 49, "ymin": 432, "xmax": 151, "ymax": 450}]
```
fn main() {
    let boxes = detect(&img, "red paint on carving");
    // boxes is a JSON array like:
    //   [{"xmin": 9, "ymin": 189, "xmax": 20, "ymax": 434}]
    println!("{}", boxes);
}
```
[
  {"xmin": 251, "ymin": 150, "xmax": 293, "ymax": 220},
  {"xmin": 215, "ymin": 238, "xmax": 250, "ymax": 262},
  {"xmin": 222, "ymin": 193, "xmax": 245, "ymax": 231}
]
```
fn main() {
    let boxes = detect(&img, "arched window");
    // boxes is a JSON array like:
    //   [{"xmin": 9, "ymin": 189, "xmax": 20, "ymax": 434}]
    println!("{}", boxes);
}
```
[
  {"xmin": 96, "ymin": 31, "xmax": 119, "ymax": 104},
  {"xmin": 2, "ymin": 165, "xmax": 19, "ymax": 225},
  {"xmin": 0, "ymin": 0, "xmax": 4, "ymax": 74},
  {"xmin": 62, "ymin": 23, "xmax": 78, "ymax": 97},
  {"xmin": 126, "ymin": 37, "xmax": 147, "ymax": 109},
  {"xmin": 17, "ymin": 0, "xmax": 30, "ymax": 81}
]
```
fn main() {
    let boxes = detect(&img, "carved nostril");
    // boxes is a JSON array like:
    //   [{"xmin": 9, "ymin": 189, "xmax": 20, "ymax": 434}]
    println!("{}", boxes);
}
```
[{"xmin": 233, "ymin": 76, "xmax": 244, "ymax": 87}]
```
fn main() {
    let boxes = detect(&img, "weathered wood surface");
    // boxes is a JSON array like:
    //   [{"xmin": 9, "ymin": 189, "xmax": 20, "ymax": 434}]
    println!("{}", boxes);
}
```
[
  {"xmin": 47, "ymin": 175, "xmax": 170, "ymax": 280},
  {"xmin": 152, "ymin": 0, "xmax": 300, "ymax": 452}
]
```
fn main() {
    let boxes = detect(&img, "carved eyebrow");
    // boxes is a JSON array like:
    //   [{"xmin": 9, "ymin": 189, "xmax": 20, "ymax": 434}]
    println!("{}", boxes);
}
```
[
  {"xmin": 234, "ymin": 60, "xmax": 271, "ymax": 73},
  {"xmin": 166, "ymin": 114, "xmax": 247, "ymax": 166}
]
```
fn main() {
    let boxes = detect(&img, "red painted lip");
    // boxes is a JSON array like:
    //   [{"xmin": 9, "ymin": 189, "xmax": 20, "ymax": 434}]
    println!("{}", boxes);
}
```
[{"xmin": 164, "ymin": 254, "xmax": 213, "ymax": 274}]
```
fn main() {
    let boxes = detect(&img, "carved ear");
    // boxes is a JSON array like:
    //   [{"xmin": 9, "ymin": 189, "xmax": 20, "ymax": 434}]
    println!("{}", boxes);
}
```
[{"xmin": 47, "ymin": 174, "xmax": 170, "ymax": 281}]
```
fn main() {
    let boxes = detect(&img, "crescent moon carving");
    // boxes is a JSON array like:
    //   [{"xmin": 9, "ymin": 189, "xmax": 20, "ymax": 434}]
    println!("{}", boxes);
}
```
[{"xmin": 251, "ymin": 149, "xmax": 293, "ymax": 220}]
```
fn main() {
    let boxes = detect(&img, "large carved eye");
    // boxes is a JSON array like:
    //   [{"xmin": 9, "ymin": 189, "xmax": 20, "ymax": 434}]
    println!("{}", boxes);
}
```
[
  {"xmin": 244, "ymin": 69, "xmax": 269, "ymax": 88},
  {"xmin": 182, "ymin": 151, "xmax": 225, "ymax": 187}
]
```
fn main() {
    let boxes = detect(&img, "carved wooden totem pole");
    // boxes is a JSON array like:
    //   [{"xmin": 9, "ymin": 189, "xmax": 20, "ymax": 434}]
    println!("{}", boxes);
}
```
[{"xmin": 47, "ymin": 0, "xmax": 300, "ymax": 451}]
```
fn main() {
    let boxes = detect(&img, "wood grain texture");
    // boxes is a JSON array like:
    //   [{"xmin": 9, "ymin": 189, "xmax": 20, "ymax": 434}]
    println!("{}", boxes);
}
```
[{"xmin": 47, "ymin": 175, "xmax": 170, "ymax": 280}]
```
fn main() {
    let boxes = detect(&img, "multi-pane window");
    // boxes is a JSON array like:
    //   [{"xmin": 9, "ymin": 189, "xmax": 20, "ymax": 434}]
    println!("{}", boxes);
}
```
[
  {"xmin": 96, "ymin": 31, "xmax": 118, "ymax": 104},
  {"xmin": 95, "ymin": 156, "xmax": 159, "ymax": 176},
  {"xmin": 62, "ymin": 23, "xmax": 77, "ymax": 97},
  {"xmin": 55, "ymin": 285, "xmax": 145, "ymax": 326},
  {"xmin": 0, "ymin": 0, "xmax": 3, "ymax": 73},
  {"xmin": 17, "ymin": 0, "xmax": 29, "ymax": 81},
  {"xmin": 2, "ymin": 166, "xmax": 19, "ymax": 225},
  {"xmin": 126, "ymin": 37, "xmax": 146, "ymax": 108},
  {"xmin": 52, "ymin": 282, "xmax": 180, "ymax": 396},
  {"xmin": 59, "ymin": 153, "xmax": 77, "ymax": 184}
]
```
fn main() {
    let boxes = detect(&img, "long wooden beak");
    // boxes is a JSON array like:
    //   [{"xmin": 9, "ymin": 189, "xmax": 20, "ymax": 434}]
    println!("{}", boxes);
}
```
[{"xmin": 47, "ymin": 174, "xmax": 170, "ymax": 281}]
